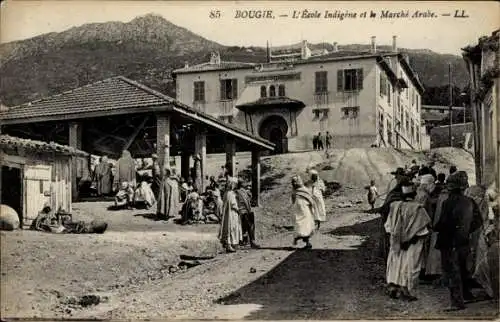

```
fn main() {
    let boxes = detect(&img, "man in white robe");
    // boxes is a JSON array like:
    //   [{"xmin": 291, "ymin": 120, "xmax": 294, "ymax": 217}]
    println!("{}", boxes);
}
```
[
  {"xmin": 291, "ymin": 175, "xmax": 318, "ymax": 249},
  {"xmin": 385, "ymin": 182, "xmax": 431, "ymax": 301},
  {"xmin": 308, "ymin": 169, "xmax": 327, "ymax": 230}
]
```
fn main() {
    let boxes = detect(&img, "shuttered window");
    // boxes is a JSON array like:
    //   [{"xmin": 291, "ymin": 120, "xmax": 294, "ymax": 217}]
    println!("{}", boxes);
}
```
[
  {"xmin": 193, "ymin": 81, "xmax": 205, "ymax": 102},
  {"xmin": 220, "ymin": 79, "xmax": 238, "ymax": 100},
  {"xmin": 315, "ymin": 71, "xmax": 328, "ymax": 93},
  {"xmin": 337, "ymin": 69, "xmax": 364, "ymax": 92}
]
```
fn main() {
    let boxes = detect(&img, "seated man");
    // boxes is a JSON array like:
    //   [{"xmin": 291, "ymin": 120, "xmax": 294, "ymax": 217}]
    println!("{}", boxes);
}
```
[
  {"xmin": 115, "ymin": 181, "xmax": 134, "ymax": 209},
  {"xmin": 134, "ymin": 180, "xmax": 156, "ymax": 209},
  {"xmin": 180, "ymin": 190, "xmax": 204, "ymax": 224}
]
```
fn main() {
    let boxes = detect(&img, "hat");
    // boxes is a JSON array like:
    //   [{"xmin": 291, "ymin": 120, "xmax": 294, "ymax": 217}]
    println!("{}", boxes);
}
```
[
  {"xmin": 151, "ymin": 154, "xmax": 158, "ymax": 159},
  {"xmin": 391, "ymin": 167, "xmax": 406, "ymax": 176},
  {"xmin": 309, "ymin": 169, "xmax": 318, "ymax": 175},
  {"xmin": 446, "ymin": 171, "xmax": 469, "ymax": 191}
]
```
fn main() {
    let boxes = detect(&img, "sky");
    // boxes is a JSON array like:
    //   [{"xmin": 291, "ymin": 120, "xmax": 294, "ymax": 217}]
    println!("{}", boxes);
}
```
[{"xmin": 1, "ymin": 1, "xmax": 499, "ymax": 55}]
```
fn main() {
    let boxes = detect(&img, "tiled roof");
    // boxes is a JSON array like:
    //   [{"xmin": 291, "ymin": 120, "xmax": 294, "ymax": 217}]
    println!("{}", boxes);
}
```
[
  {"xmin": 0, "ymin": 76, "xmax": 168, "ymax": 121},
  {"xmin": 0, "ymin": 135, "xmax": 88, "ymax": 157},
  {"xmin": 0, "ymin": 76, "xmax": 274, "ymax": 150},
  {"xmin": 173, "ymin": 61, "xmax": 257, "ymax": 74}
]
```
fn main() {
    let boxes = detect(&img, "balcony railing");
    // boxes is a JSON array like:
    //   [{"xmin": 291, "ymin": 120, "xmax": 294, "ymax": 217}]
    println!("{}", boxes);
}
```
[
  {"xmin": 342, "ymin": 91, "xmax": 360, "ymax": 108},
  {"xmin": 192, "ymin": 101, "xmax": 206, "ymax": 113},
  {"xmin": 313, "ymin": 92, "xmax": 329, "ymax": 106},
  {"xmin": 219, "ymin": 100, "xmax": 234, "ymax": 116}
]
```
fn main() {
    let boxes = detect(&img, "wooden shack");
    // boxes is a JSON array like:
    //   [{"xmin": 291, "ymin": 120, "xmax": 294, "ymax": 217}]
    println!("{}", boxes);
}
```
[{"xmin": 0, "ymin": 135, "xmax": 88, "ymax": 226}]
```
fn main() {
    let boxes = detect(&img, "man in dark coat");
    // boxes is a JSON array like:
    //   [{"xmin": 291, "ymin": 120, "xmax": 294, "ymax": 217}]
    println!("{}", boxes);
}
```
[
  {"xmin": 235, "ymin": 179, "xmax": 260, "ymax": 249},
  {"xmin": 435, "ymin": 171, "xmax": 483, "ymax": 311}
]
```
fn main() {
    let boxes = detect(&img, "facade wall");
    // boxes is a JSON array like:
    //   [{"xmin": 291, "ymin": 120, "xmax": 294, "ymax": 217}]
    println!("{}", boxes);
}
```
[{"xmin": 176, "ymin": 55, "xmax": 422, "ymax": 152}]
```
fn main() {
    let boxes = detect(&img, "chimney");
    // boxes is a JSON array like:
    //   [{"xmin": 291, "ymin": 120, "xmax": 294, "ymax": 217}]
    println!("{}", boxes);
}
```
[
  {"xmin": 370, "ymin": 36, "xmax": 377, "ymax": 53},
  {"xmin": 266, "ymin": 41, "xmax": 271, "ymax": 63},
  {"xmin": 332, "ymin": 42, "xmax": 339, "ymax": 52},
  {"xmin": 392, "ymin": 35, "xmax": 398, "ymax": 52},
  {"xmin": 184, "ymin": 61, "xmax": 189, "ymax": 69}
]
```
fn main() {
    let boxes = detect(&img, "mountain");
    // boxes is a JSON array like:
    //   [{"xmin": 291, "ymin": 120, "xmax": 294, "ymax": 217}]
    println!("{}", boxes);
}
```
[{"xmin": 0, "ymin": 14, "xmax": 469, "ymax": 107}]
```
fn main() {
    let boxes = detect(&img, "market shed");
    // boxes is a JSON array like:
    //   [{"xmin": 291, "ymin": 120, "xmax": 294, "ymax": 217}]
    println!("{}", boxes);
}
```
[
  {"xmin": 0, "ymin": 76, "xmax": 275, "ymax": 205},
  {"xmin": 0, "ymin": 135, "xmax": 88, "ymax": 227}
]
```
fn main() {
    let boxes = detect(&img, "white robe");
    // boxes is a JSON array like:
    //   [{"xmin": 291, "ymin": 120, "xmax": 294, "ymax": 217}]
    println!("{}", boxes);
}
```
[
  {"xmin": 311, "ymin": 179, "xmax": 326, "ymax": 222},
  {"xmin": 293, "ymin": 188, "xmax": 316, "ymax": 238},
  {"xmin": 384, "ymin": 201, "xmax": 430, "ymax": 291}
]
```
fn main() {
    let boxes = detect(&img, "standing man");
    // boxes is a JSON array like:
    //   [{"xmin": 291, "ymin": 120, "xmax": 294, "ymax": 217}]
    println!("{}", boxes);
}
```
[
  {"xmin": 312, "ymin": 134, "xmax": 318, "ymax": 150},
  {"xmin": 325, "ymin": 131, "xmax": 332, "ymax": 150},
  {"xmin": 434, "ymin": 171, "xmax": 483, "ymax": 311},
  {"xmin": 235, "ymin": 178, "xmax": 260, "ymax": 249},
  {"xmin": 113, "ymin": 150, "xmax": 136, "ymax": 191},
  {"xmin": 151, "ymin": 154, "xmax": 162, "ymax": 198},
  {"xmin": 378, "ymin": 167, "xmax": 408, "ymax": 260},
  {"xmin": 93, "ymin": 156, "xmax": 112, "ymax": 197},
  {"xmin": 157, "ymin": 168, "xmax": 180, "ymax": 220},
  {"xmin": 309, "ymin": 169, "xmax": 326, "ymax": 230},
  {"xmin": 317, "ymin": 132, "xmax": 324, "ymax": 150}
]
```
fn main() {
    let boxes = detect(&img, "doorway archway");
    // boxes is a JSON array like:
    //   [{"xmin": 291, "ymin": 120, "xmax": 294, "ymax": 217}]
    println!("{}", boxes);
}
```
[{"xmin": 259, "ymin": 115, "xmax": 289, "ymax": 154}]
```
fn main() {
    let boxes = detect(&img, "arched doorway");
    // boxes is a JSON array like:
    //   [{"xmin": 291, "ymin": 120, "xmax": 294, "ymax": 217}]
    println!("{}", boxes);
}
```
[{"xmin": 259, "ymin": 115, "xmax": 289, "ymax": 154}]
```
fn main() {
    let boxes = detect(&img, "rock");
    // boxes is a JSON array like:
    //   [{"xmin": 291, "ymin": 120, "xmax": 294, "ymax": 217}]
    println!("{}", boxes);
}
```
[{"xmin": 0, "ymin": 204, "xmax": 20, "ymax": 231}]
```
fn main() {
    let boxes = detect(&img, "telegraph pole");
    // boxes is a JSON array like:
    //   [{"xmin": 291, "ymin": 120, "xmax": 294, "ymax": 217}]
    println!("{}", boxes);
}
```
[{"xmin": 448, "ymin": 63, "xmax": 453, "ymax": 147}]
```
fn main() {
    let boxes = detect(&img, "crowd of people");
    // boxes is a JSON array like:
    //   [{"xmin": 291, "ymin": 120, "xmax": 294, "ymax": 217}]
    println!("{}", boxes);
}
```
[{"xmin": 375, "ymin": 159, "xmax": 499, "ymax": 311}]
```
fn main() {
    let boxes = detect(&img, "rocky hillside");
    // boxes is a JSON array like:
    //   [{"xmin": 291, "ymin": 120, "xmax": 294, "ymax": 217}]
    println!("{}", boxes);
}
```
[{"xmin": 0, "ymin": 14, "xmax": 468, "ymax": 107}]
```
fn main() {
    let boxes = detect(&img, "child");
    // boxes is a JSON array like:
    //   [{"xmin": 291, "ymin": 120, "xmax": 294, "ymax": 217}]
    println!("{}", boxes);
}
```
[{"xmin": 365, "ymin": 180, "xmax": 378, "ymax": 210}]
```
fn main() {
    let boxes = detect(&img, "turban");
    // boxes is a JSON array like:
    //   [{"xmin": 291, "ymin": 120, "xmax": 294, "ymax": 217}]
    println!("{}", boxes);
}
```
[
  {"xmin": 309, "ymin": 169, "xmax": 318, "ymax": 176},
  {"xmin": 292, "ymin": 175, "xmax": 304, "ymax": 186}
]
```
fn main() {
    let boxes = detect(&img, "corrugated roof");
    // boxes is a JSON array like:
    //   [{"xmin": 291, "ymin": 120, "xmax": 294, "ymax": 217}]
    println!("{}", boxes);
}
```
[
  {"xmin": 0, "ymin": 135, "xmax": 88, "ymax": 157},
  {"xmin": 0, "ymin": 76, "xmax": 167, "ymax": 121},
  {"xmin": 173, "ymin": 61, "xmax": 256, "ymax": 74}
]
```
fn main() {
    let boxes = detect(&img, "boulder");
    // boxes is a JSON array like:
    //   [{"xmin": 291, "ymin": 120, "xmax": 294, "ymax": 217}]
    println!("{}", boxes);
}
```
[{"xmin": 0, "ymin": 204, "xmax": 20, "ymax": 231}]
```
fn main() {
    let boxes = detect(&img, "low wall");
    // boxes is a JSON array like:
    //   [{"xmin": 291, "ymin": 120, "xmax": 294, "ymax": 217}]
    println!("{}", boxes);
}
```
[{"xmin": 430, "ymin": 122, "xmax": 474, "ymax": 150}]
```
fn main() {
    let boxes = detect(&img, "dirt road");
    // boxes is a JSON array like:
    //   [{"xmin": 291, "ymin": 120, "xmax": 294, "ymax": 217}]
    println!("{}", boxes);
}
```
[{"xmin": 1, "ymin": 148, "xmax": 497, "ymax": 320}]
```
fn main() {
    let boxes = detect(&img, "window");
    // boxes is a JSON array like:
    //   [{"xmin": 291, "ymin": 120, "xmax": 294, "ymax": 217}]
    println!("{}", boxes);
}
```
[
  {"xmin": 338, "ymin": 69, "xmax": 363, "ymax": 92},
  {"xmin": 260, "ymin": 85, "xmax": 267, "ymax": 98},
  {"xmin": 315, "ymin": 71, "xmax": 328, "ymax": 93},
  {"xmin": 220, "ymin": 79, "xmax": 238, "ymax": 100},
  {"xmin": 269, "ymin": 85, "xmax": 276, "ymax": 97},
  {"xmin": 380, "ymin": 73, "xmax": 387, "ymax": 96},
  {"xmin": 278, "ymin": 84, "xmax": 285, "ymax": 97},
  {"xmin": 341, "ymin": 106, "xmax": 359, "ymax": 119},
  {"xmin": 193, "ymin": 81, "xmax": 205, "ymax": 102},
  {"xmin": 313, "ymin": 110, "xmax": 321, "ymax": 119}
]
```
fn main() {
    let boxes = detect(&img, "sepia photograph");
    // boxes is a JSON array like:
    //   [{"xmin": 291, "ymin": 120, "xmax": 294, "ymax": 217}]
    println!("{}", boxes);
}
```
[{"xmin": 0, "ymin": 0, "xmax": 499, "ymax": 320}]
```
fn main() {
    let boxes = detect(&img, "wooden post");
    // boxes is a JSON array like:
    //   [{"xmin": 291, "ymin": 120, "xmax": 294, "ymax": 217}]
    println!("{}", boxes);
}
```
[
  {"xmin": 156, "ymin": 113, "xmax": 170, "ymax": 175},
  {"xmin": 69, "ymin": 122, "xmax": 82, "ymax": 201},
  {"xmin": 225, "ymin": 136, "xmax": 236, "ymax": 177},
  {"xmin": 194, "ymin": 132, "xmax": 207, "ymax": 191},
  {"xmin": 181, "ymin": 151, "xmax": 190, "ymax": 180},
  {"xmin": 251, "ymin": 149, "xmax": 261, "ymax": 207}
]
